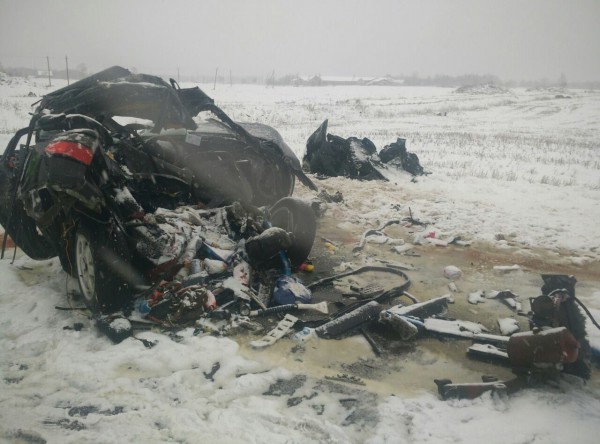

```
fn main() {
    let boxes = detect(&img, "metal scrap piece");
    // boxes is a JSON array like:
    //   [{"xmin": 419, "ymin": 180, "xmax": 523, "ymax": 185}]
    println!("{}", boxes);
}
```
[{"xmin": 250, "ymin": 314, "xmax": 298, "ymax": 349}]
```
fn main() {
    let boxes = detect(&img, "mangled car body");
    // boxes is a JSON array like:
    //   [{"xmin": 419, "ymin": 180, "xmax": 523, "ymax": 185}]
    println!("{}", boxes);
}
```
[
  {"xmin": 303, "ymin": 119, "xmax": 425, "ymax": 180},
  {"xmin": 0, "ymin": 66, "xmax": 317, "ymax": 312}
]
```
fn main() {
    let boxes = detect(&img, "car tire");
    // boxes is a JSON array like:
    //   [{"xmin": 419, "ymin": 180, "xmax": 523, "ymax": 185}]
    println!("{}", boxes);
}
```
[
  {"xmin": 269, "ymin": 197, "xmax": 316, "ymax": 268},
  {"xmin": 74, "ymin": 223, "xmax": 137, "ymax": 313}
]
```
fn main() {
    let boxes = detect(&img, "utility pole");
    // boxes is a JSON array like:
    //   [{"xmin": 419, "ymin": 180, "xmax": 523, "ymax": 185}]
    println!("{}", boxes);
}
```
[
  {"xmin": 46, "ymin": 56, "xmax": 52, "ymax": 87},
  {"xmin": 213, "ymin": 67, "xmax": 218, "ymax": 90},
  {"xmin": 65, "ymin": 55, "xmax": 70, "ymax": 85}
]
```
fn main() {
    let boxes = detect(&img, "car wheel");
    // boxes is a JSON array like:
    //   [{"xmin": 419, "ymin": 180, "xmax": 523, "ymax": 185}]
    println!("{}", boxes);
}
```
[
  {"xmin": 269, "ymin": 197, "xmax": 316, "ymax": 267},
  {"xmin": 75, "ymin": 223, "xmax": 137, "ymax": 313}
]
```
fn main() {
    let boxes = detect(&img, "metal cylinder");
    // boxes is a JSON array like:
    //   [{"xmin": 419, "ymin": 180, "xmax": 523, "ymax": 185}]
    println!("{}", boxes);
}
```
[{"xmin": 315, "ymin": 301, "xmax": 382, "ymax": 339}]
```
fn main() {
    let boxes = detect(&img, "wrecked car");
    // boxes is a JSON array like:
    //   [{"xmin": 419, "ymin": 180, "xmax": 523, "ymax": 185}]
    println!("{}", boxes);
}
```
[{"xmin": 0, "ymin": 66, "xmax": 317, "ymax": 312}]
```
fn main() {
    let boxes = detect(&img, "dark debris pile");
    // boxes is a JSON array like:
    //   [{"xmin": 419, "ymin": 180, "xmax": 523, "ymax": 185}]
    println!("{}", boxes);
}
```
[{"xmin": 303, "ymin": 120, "xmax": 425, "ymax": 180}]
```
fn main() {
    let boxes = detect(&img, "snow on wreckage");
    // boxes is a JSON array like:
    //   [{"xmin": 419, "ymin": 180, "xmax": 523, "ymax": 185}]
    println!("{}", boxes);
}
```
[{"xmin": 0, "ymin": 65, "xmax": 319, "ymax": 330}]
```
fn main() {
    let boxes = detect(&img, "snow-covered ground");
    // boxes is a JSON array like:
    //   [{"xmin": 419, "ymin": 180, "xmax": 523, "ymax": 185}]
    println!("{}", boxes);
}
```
[
  {"xmin": 1, "ymin": 75, "xmax": 600, "ymax": 443},
  {"xmin": 212, "ymin": 82, "xmax": 600, "ymax": 261}
]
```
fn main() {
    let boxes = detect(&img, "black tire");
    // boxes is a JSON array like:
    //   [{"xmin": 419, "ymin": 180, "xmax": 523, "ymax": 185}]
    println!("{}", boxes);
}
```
[
  {"xmin": 74, "ymin": 223, "xmax": 138, "ymax": 313},
  {"xmin": 269, "ymin": 197, "xmax": 316, "ymax": 267}
]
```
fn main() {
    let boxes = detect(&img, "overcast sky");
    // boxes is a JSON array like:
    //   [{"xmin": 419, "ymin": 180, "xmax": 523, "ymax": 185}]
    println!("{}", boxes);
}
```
[{"xmin": 1, "ymin": 0, "xmax": 599, "ymax": 82}]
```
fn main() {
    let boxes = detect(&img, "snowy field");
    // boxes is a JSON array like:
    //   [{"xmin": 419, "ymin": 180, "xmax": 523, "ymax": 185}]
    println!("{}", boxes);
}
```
[
  {"xmin": 1, "ymin": 74, "xmax": 600, "ymax": 443},
  {"xmin": 214, "ymin": 82, "xmax": 600, "ymax": 261}
]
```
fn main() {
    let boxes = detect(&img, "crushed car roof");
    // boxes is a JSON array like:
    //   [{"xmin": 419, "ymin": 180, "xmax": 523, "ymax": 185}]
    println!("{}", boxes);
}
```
[{"xmin": 35, "ymin": 66, "xmax": 202, "ymax": 130}]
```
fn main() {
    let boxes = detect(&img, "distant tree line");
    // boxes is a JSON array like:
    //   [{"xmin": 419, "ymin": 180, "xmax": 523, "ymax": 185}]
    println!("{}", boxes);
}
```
[{"xmin": 1, "ymin": 61, "xmax": 599, "ymax": 89}]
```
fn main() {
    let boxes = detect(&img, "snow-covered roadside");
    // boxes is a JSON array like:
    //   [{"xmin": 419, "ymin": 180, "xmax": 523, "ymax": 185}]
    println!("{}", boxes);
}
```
[
  {"xmin": 1, "ymin": 257, "xmax": 600, "ymax": 444},
  {"xmin": 370, "ymin": 389, "xmax": 600, "ymax": 444},
  {"xmin": 292, "ymin": 169, "xmax": 600, "ymax": 264}
]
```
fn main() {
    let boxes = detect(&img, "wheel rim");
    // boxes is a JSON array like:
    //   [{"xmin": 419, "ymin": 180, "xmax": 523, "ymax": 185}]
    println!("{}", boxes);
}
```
[{"xmin": 75, "ymin": 232, "xmax": 96, "ymax": 305}]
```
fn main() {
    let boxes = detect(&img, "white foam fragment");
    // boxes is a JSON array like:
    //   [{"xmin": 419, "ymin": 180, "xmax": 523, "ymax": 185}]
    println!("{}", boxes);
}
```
[
  {"xmin": 443, "ymin": 265, "xmax": 462, "ymax": 280},
  {"xmin": 497, "ymin": 317, "xmax": 520, "ymax": 335},
  {"xmin": 468, "ymin": 290, "xmax": 486, "ymax": 304},
  {"xmin": 392, "ymin": 243, "xmax": 414, "ymax": 253}
]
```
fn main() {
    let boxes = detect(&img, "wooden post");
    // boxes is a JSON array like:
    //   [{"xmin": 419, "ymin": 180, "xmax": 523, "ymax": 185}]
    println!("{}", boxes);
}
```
[
  {"xmin": 46, "ymin": 56, "xmax": 52, "ymax": 87},
  {"xmin": 65, "ymin": 55, "xmax": 70, "ymax": 85},
  {"xmin": 213, "ymin": 67, "xmax": 218, "ymax": 90}
]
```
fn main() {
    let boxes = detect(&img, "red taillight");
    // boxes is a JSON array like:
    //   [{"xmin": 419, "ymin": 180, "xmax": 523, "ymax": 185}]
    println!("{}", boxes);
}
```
[{"xmin": 45, "ymin": 140, "xmax": 94, "ymax": 165}]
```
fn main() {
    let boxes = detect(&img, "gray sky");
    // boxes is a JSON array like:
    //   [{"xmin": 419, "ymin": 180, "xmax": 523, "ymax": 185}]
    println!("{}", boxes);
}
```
[{"xmin": 1, "ymin": 0, "xmax": 599, "ymax": 82}]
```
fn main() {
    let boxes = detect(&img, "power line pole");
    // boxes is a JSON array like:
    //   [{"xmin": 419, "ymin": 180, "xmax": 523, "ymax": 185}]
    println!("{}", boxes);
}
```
[
  {"xmin": 46, "ymin": 56, "xmax": 52, "ymax": 87},
  {"xmin": 65, "ymin": 55, "xmax": 70, "ymax": 85},
  {"xmin": 213, "ymin": 67, "xmax": 218, "ymax": 90}
]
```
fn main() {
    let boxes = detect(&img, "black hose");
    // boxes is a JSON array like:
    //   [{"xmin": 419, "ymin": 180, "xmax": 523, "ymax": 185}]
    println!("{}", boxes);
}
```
[
  {"xmin": 575, "ymin": 297, "xmax": 600, "ymax": 331},
  {"xmin": 299, "ymin": 265, "xmax": 411, "ymax": 329},
  {"xmin": 307, "ymin": 265, "xmax": 410, "ymax": 291}
]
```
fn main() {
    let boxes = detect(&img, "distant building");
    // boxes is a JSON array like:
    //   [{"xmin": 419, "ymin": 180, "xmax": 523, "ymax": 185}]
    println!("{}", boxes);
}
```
[
  {"xmin": 291, "ymin": 75, "xmax": 401, "ymax": 86},
  {"xmin": 366, "ymin": 77, "xmax": 403, "ymax": 86}
]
